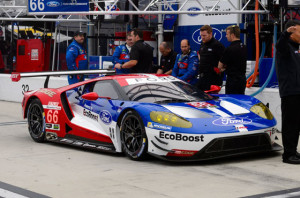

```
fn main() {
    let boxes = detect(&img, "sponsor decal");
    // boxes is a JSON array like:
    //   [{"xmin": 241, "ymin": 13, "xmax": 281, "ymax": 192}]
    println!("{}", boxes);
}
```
[
  {"xmin": 11, "ymin": 73, "xmax": 21, "ymax": 82},
  {"xmin": 265, "ymin": 128, "xmax": 276, "ymax": 137},
  {"xmin": 106, "ymin": 5, "xmax": 120, "ymax": 12},
  {"xmin": 147, "ymin": 122, "xmax": 153, "ymax": 128},
  {"xmin": 43, "ymin": 102, "xmax": 61, "ymax": 110},
  {"xmin": 83, "ymin": 109, "xmax": 99, "ymax": 121},
  {"xmin": 38, "ymin": 89, "xmax": 56, "ymax": 97},
  {"xmin": 147, "ymin": 122, "xmax": 171, "ymax": 131},
  {"xmin": 187, "ymin": 102, "xmax": 217, "ymax": 109},
  {"xmin": 235, "ymin": 126, "xmax": 248, "ymax": 130},
  {"xmin": 213, "ymin": 117, "xmax": 252, "ymax": 126},
  {"xmin": 46, "ymin": 123, "xmax": 60, "ymax": 131},
  {"xmin": 49, "ymin": 102, "xmax": 59, "ymax": 106},
  {"xmin": 42, "ymin": 112, "xmax": 46, "ymax": 131},
  {"xmin": 117, "ymin": 107, "xmax": 122, "ymax": 113},
  {"xmin": 137, "ymin": 138, "xmax": 146, "ymax": 158},
  {"xmin": 60, "ymin": 138, "xmax": 73, "ymax": 144},
  {"xmin": 31, "ymin": 49, "xmax": 39, "ymax": 60},
  {"xmin": 60, "ymin": 139, "xmax": 112, "ymax": 151},
  {"xmin": 47, "ymin": 1, "xmax": 61, "ymax": 7},
  {"xmin": 100, "ymin": 110, "xmax": 112, "ymax": 125},
  {"xmin": 53, "ymin": 124, "xmax": 60, "ymax": 130},
  {"xmin": 167, "ymin": 149, "xmax": 198, "ymax": 157},
  {"xmin": 126, "ymin": 76, "xmax": 178, "ymax": 85},
  {"xmin": 192, "ymin": 27, "xmax": 222, "ymax": 45},
  {"xmin": 174, "ymin": 150, "xmax": 195, "ymax": 155},
  {"xmin": 159, "ymin": 131, "xmax": 204, "ymax": 142},
  {"xmin": 187, "ymin": 7, "xmax": 201, "ymax": 16},
  {"xmin": 235, "ymin": 124, "xmax": 248, "ymax": 132}
]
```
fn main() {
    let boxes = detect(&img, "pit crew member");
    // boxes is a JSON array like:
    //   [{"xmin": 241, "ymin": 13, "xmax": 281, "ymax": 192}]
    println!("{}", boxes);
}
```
[
  {"xmin": 66, "ymin": 31, "xmax": 88, "ymax": 84},
  {"xmin": 171, "ymin": 39, "xmax": 199, "ymax": 85},
  {"xmin": 218, "ymin": 25, "xmax": 247, "ymax": 94},
  {"xmin": 112, "ymin": 33, "xmax": 134, "ymax": 74}
]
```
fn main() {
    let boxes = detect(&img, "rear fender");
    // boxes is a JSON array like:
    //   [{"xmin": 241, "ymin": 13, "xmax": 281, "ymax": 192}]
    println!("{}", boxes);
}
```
[
  {"xmin": 25, "ymin": 89, "xmax": 68, "ymax": 138},
  {"xmin": 24, "ymin": 95, "xmax": 40, "ymax": 119}
]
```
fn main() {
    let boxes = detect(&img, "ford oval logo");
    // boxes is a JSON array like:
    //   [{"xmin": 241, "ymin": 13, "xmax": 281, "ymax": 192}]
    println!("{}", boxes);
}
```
[
  {"xmin": 100, "ymin": 110, "xmax": 112, "ymax": 125},
  {"xmin": 212, "ymin": 117, "xmax": 252, "ymax": 126},
  {"xmin": 192, "ymin": 27, "xmax": 222, "ymax": 45},
  {"xmin": 187, "ymin": 7, "xmax": 201, "ymax": 17},
  {"xmin": 47, "ymin": 1, "xmax": 60, "ymax": 7}
]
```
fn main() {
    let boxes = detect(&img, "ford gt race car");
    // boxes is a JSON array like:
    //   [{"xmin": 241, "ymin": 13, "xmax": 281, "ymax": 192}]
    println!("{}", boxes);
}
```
[{"xmin": 20, "ymin": 73, "xmax": 281, "ymax": 161}]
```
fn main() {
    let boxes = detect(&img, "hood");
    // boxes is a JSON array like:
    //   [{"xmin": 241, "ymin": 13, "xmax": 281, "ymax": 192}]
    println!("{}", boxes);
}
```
[{"xmin": 158, "ymin": 97, "xmax": 276, "ymax": 134}]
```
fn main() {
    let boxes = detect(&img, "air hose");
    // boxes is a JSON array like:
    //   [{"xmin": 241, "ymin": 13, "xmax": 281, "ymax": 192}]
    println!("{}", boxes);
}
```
[
  {"xmin": 246, "ymin": 42, "xmax": 266, "ymax": 79},
  {"xmin": 250, "ymin": 23, "xmax": 277, "ymax": 97},
  {"xmin": 246, "ymin": 0, "xmax": 260, "ymax": 88}
]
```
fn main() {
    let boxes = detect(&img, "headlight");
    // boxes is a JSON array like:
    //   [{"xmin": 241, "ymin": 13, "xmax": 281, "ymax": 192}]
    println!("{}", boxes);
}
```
[
  {"xmin": 150, "ymin": 111, "xmax": 192, "ymax": 128},
  {"xmin": 250, "ymin": 102, "xmax": 274, "ymax": 120}
]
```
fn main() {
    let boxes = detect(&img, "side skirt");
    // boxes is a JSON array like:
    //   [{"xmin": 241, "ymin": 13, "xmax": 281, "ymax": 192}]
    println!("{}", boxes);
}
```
[{"xmin": 45, "ymin": 132, "xmax": 117, "ymax": 153}]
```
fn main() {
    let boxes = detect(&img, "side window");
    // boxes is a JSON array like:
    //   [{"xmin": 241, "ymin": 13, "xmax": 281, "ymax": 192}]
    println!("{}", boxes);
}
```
[{"xmin": 93, "ymin": 81, "xmax": 119, "ymax": 100}]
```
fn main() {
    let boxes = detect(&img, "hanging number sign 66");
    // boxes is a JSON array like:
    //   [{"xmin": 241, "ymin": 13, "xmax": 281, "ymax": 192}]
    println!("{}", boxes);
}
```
[
  {"xmin": 47, "ymin": 110, "xmax": 58, "ymax": 123},
  {"xmin": 29, "ymin": 0, "xmax": 45, "ymax": 12}
]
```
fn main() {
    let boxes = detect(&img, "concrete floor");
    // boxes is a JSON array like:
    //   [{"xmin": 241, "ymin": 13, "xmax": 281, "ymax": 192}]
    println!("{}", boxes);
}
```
[{"xmin": 0, "ymin": 100, "xmax": 300, "ymax": 198}]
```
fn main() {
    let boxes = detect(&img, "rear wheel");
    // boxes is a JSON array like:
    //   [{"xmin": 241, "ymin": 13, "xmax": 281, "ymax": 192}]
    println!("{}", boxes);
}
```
[
  {"xmin": 120, "ymin": 110, "xmax": 148, "ymax": 160},
  {"xmin": 27, "ymin": 99, "xmax": 46, "ymax": 143}
]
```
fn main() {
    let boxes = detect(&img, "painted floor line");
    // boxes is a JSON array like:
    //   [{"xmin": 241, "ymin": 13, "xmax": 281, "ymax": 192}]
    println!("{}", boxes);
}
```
[
  {"xmin": 0, "ymin": 121, "xmax": 27, "ymax": 126},
  {"xmin": 264, "ymin": 191, "xmax": 300, "ymax": 198},
  {"xmin": 242, "ymin": 187, "xmax": 300, "ymax": 198},
  {"xmin": 0, "ymin": 188, "xmax": 29, "ymax": 198},
  {"xmin": 0, "ymin": 182, "xmax": 50, "ymax": 198}
]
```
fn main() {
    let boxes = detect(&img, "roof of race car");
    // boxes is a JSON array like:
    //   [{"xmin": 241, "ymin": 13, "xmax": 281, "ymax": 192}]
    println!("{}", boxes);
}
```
[{"xmin": 57, "ymin": 74, "xmax": 176, "ymax": 92}]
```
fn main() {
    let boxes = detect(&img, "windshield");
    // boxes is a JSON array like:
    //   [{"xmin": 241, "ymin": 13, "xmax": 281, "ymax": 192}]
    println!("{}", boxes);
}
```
[{"xmin": 122, "ymin": 81, "xmax": 214, "ymax": 103}]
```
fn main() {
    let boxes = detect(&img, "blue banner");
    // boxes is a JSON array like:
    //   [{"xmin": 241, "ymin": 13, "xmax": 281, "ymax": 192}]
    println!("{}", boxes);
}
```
[
  {"xmin": 174, "ymin": 23, "xmax": 245, "ymax": 53},
  {"xmin": 162, "ymin": 0, "xmax": 178, "ymax": 30},
  {"xmin": 28, "ymin": 0, "xmax": 89, "ymax": 13}
]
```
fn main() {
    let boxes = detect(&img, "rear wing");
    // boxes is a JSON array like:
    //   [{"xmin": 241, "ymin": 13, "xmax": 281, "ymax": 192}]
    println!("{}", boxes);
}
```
[{"xmin": 11, "ymin": 70, "xmax": 115, "ymax": 88}]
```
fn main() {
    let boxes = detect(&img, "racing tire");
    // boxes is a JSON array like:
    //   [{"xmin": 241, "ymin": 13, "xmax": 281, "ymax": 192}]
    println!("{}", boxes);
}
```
[
  {"xmin": 120, "ymin": 110, "xmax": 148, "ymax": 161},
  {"xmin": 27, "ymin": 99, "xmax": 46, "ymax": 143}
]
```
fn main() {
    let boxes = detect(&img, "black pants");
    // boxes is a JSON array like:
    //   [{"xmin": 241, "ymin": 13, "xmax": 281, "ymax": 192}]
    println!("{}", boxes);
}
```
[
  {"xmin": 197, "ymin": 72, "xmax": 223, "ymax": 91},
  {"xmin": 225, "ymin": 75, "xmax": 246, "ymax": 94},
  {"xmin": 281, "ymin": 95, "xmax": 300, "ymax": 159}
]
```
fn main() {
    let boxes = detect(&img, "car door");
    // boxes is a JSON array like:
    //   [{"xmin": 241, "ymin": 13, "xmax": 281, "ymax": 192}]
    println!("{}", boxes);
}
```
[{"xmin": 66, "ymin": 80, "xmax": 121, "ymax": 144}]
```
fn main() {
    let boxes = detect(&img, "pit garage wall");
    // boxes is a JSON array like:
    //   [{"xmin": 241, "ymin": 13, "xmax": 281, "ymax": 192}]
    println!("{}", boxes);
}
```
[
  {"xmin": 0, "ymin": 73, "xmax": 282, "ymax": 130},
  {"xmin": 0, "ymin": 74, "xmax": 68, "ymax": 102}
]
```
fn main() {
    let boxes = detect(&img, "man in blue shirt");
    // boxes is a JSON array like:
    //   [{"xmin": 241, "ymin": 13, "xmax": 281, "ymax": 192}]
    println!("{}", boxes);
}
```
[
  {"xmin": 112, "ymin": 34, "xmax": 134, "ymax": 74},
  {"xmin": 66, "ymin": 31, "xmax": 88, "ymax": 84},
  {"xmin": 172, "ymin": 39, "xmax": 199, "ymax": 85}
]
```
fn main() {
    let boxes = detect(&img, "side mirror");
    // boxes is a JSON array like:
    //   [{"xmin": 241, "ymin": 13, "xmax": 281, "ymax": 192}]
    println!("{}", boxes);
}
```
[
  {"xmin": 82, "ymin": 92, "xmax": 99, "ymax": 101},
  {"xmin": 82, "ymin": 92, "xmax": 112, "ymax": 101},
  {"xmin": 204, "ymin": 85, "xmax": 221, "ymax": 94}
]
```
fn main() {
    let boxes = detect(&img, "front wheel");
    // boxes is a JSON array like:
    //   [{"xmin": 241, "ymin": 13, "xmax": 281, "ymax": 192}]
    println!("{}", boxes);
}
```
[
  {"xmin": 27, "ymin": 98, "xmax": 46, "ymax": 143},
  {"xmin": 120, "ymin": 110, "xmax": 148, "ymax": 160}
]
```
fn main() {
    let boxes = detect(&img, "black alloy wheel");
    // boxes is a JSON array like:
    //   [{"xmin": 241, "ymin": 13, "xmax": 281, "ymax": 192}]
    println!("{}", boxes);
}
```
[
  {"xmin": 27, "ymin": 99, "xmax": 46, "ymax": 143},
  {"xmin": 120, "ymin": 110, "xmax": 148, "ymax": 160}
]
